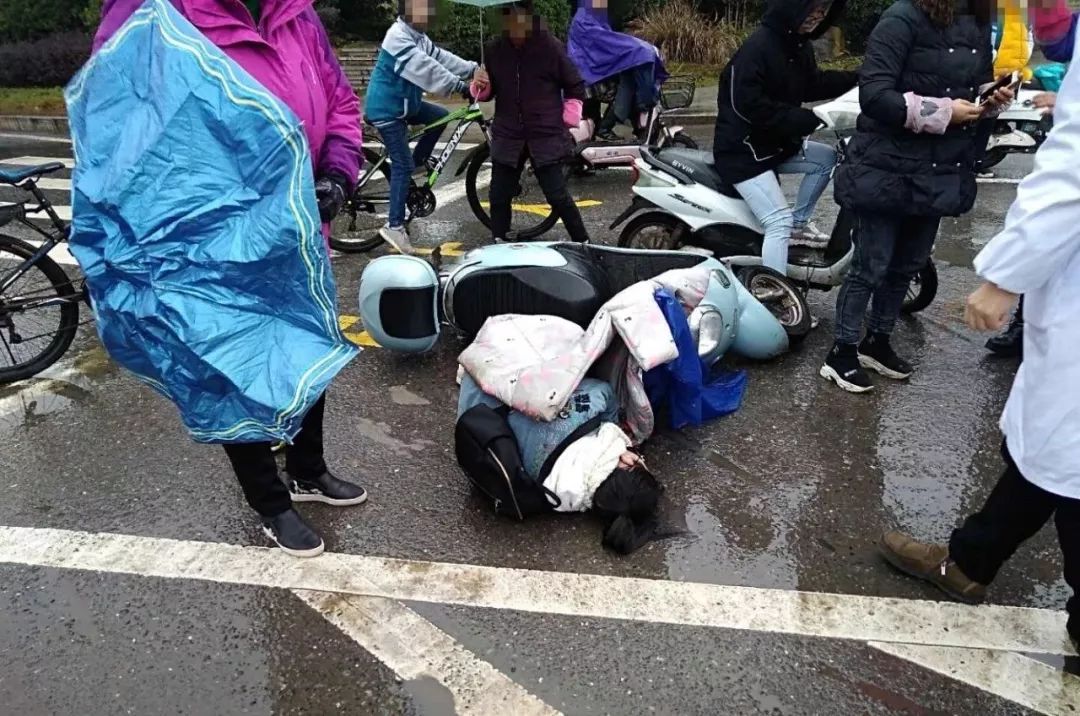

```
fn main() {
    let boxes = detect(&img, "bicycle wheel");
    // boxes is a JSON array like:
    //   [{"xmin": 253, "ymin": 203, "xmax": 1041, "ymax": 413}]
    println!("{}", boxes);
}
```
[
  {"xmin": 465, "ymin": 143, "xmax": 564, "ymax": 241},
  {"xmin": 330, "ymin": 146, "xmax": 391, "ymax": 253},
  {"xmin": 0, "ymin": 235, "xmax": 80, "ymax": 383}
]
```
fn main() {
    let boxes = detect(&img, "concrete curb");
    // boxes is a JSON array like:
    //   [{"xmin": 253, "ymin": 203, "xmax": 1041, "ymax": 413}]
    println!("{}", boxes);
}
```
[
  {"xmin": 1, "ymin": 108, "xmax": 715, "ymax": 141},
  {"xmin": 0, "ymin": 115, "xmax": 70, "ymax": 136}
]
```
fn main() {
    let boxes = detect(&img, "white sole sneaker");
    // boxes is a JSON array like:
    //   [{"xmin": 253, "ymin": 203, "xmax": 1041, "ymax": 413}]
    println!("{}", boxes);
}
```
[
  {"xmin": 819, "ymin": 364, "xmax": 874, "ymax": 393},
  {"xmin": 858, "ymin": 354, "xmax": 912, "ymax": 381},
  {"xmin": 262, "ymin": 526, "xmax": 325, "ymax": 558},
  {"xmin": 290, "ymin": 491, "xmax": 369, "ymax": 507}
]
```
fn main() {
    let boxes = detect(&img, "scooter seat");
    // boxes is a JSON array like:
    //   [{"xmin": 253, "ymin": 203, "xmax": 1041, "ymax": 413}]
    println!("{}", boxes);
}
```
[{"xmin": 645, "ymin": 148, "xmax": 742, "ymax": 199}]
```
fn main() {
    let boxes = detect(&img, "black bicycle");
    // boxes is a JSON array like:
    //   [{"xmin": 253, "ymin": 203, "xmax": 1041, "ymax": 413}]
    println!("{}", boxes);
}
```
[{"xmin": 0, "ymin": 162, "xmax": 87, "ymax": 384}]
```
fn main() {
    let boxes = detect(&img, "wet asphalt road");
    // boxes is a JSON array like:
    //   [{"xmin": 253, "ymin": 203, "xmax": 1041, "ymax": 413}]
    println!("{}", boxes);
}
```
[{"xmin": 1, "ymin": 129, "xmax": 1077, "ymax": 715}]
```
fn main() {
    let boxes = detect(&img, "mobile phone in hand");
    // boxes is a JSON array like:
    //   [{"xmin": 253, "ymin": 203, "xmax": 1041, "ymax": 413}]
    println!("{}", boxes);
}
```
[{"xmin": 979, "ymin": 71, "xmax": 1020, "ymax": 106}]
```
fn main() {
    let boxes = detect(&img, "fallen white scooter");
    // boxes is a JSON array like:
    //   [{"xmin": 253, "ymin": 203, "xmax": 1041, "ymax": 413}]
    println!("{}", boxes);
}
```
[{"xmin": 609, "ymin": 101, "xmax": 939, "ymax": 326}]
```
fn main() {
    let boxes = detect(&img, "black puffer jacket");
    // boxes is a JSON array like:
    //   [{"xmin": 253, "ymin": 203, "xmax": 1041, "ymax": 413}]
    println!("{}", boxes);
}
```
[
  {"xmin": 834, "ymin": 0, "xmax": 993, "ymax": 216},
  {"xmin": 712, "ymin": 0, "xmax": 857, "ymax": 184},
  {"xmin": 485, "ymin": 32, "xmax": 586, "ymax": 167}
]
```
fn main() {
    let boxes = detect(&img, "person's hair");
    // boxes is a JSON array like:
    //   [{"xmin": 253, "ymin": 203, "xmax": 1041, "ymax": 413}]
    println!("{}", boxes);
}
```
[
  {"xmin": 914, "ymin": 0, "xmax": 955, "ymax": 26},
  {"xmin": 592, "ymin": 463, "xmax": 663, "ymax": 555},
  {"xmin": 915, "ymin": 0, "xmax": 991, "ymax": 27}
]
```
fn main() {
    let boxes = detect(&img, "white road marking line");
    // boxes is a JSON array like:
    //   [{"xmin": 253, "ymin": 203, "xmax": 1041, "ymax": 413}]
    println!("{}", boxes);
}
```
[
  {"xmin": 870, "ymin": 642, "xmax": 1080, "ymax": 715},
  {"xmin": 0, "ymin": 526, "xmax": 1073, "ymax": 657},
  {"xmin": 434, "ymin": 170, "xmax": 489, "ymax": 208},
  {"xmin": 977, "ymin": 177, "xmax": 1022, "ymax": 185},
  {"xmin": 3, "ymin": 237, "xmax": 79, "ymax": 267},
  {"xmin": 0, "ymin": 134, "xmax": 72, "ymax": 144},
  {"xmin": 364, "ymin": 141, "xmax": 479, "ymax": 153},
  {"xmin": 0, "ymin": 202, "xmax": 72, "ymax": 221},
  {"xmin": 296, "ymin": 591, "xmax": 560, "ymax": 716},
  {"xmin": 1, "ymin": 156, "xmax": 75, "ymax": 169},
  {"xmin": 15, "ymin": 176, "xmax": 70, "ymax": 191}
]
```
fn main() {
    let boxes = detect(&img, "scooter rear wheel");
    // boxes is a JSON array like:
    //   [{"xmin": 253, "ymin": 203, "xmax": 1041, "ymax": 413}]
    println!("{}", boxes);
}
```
[
  {"xmin": 617, "ymin": 212, "xmax": 686, "ymax": 250},
  {"xmin": 736, "ymin": 266, "xmax": 813, "ymax": 343}
]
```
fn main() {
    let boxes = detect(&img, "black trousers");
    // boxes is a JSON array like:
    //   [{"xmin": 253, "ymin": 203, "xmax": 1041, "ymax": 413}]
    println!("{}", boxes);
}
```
[
  {"xmin": 949, "ymin": 441, "xmax": 1079, "ymax": 639},
  {"xmin": 222, "ymin": 394, "xmax": 327, "ymax": 518},
  {"xmin": 489, "ymin": 160, "xmax": 590, "ymax": 243}
]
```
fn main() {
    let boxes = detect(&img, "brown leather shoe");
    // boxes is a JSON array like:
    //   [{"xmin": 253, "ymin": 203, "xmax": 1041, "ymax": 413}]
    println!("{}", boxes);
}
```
[{"xmin": 879, "ymin": 530, "xmax": 987, "ymax": 605}]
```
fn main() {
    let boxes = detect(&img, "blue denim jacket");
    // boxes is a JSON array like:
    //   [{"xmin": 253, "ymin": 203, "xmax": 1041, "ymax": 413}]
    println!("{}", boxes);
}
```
[{"xmin": 458, "ymin": 375, "xmax": 619, "ymax": 479}]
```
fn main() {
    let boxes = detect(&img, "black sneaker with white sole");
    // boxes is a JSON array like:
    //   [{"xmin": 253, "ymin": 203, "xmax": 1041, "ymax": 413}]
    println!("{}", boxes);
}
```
[
  {"xmin": 288, "ymin": 471, "xmax": 368, "ymax": 507},
  {"xmin": 262, "ymin": 509, "xmax": 325, "ymax": 558},
  {"xmin": 858, "ymin": 332, "xmax": 913, "ymax": 380},
  {"xmin": 820, "ymin": 342, "xmax": 874, "ymax": 393}
]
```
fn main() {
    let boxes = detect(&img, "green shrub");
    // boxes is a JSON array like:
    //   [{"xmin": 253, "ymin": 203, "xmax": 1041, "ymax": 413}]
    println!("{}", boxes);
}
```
[
  {"xmin": 838, "ymin": 0, "xmax": 894, "ymax": 52},
  {"xmin": 338, "ymin": 0, "xmax": 397, "ymax": 41},
  {"xmin": 0, "ymin": 0, "xmax": 88, "ymax": 42},
  {"xmin": 429, "ymin": 0, "xmax": 573, "ymax": 62},
  {"xmin": 82, "ymin": 0, "xmax": 104, "ymax": 36}
]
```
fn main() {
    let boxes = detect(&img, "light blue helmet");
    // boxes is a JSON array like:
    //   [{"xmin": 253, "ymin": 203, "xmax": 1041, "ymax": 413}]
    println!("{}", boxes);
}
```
[{"xmin": 357, "ymin": 255, "xmax": 441, "ymax": 353}]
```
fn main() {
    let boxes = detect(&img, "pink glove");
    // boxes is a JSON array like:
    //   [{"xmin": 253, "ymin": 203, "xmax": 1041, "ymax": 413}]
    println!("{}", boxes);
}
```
[
  {"xmin": 903, "ymin": 92, "xmax": 952, "ymax": 135},
  {"xmin": 562, "ymin": 98, "xmax": 583, "ymax": 128},
  {"xmin": 470, "ymin": 80, "xmax": 492, "ymax": 102},
  {"xmin": 1031, "ymin": 0, "xmax": 1072, "ymax": 43}
]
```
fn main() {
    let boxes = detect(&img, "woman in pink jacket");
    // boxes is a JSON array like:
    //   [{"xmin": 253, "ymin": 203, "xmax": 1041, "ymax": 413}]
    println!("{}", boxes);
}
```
[{"xmin": 94, "ymin": 0, "xmax": 367, "ymax": 558}]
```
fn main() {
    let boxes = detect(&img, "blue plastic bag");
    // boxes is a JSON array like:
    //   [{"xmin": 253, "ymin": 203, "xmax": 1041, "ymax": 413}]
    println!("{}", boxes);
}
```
[
  {"xmin": 65, "ymin": 0, "xmax": 358, "ymax": 443},
  {"xmin": 644, "ymin": 288, "xmax": 747, "ymax": 430}
]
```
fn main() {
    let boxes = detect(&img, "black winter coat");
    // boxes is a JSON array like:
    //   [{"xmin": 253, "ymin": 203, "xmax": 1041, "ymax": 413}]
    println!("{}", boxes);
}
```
[
  {"xmin": 834, "ymin": 0, "xmax": 993, "ymax": 216},
  {"xmin": 712, "ymin": 0, "xmax": 857, "ymax": 184},
  {"xmin": 485, "ymin": 33, "xmax": 586, "ymax": 167}
]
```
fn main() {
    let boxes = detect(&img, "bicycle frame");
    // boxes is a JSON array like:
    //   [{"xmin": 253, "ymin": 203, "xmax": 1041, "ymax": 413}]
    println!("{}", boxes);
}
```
[
  {"xmin": 356, "ymin": 103, "xmax": 488, "ymax": 200},
  {"xmin": 0, "ymin": 179, "xmax": 77, "ymax": 309}
]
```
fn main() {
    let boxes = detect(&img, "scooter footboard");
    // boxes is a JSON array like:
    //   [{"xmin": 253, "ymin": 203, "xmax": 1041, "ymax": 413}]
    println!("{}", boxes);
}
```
[{"xmin": 730, "ymin": 280, "xmax": 790, "ymax": 360}]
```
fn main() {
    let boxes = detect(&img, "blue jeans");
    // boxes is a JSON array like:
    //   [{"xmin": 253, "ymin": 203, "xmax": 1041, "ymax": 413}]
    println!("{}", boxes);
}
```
[
  {"xmin": 373, "ymin": 101, "xmax": 449, "ymax": 228},
  {"xmin": 733, "ymin": 141, "xmax": 836, "ymax": 273},
  {"xmin": 833, "ymin": 212, "xmax": 939, "ymax": 345},
  {"xmin": 612, "ymin": 63, "xmax": 658, "ymax": 122}
]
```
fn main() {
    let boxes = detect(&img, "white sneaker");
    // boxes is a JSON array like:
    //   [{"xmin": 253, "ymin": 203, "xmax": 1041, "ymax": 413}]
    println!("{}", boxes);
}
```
[
  {"xmin": 791, "ymin": 222, "xmax": 830, "ymax": 247},
  {"xmin": 379, "ymin": 224, "xmax": 414, "ymax": 254}
]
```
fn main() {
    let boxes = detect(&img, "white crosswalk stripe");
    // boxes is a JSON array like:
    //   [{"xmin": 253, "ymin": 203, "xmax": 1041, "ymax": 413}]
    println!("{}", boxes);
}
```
[
  {"xmin": 0, "ymin": 202, "xmax": 72, "ymax": 222},
  {"xmin": 1, "ymin": 156, "xmax": 76, "ymax": 169}
]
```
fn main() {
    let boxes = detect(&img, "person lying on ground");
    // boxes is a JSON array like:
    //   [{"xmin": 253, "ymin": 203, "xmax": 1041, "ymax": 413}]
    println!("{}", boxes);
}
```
[{"xmin": 458, "ymin": 375, "xmax": 662, "ymax": 554}]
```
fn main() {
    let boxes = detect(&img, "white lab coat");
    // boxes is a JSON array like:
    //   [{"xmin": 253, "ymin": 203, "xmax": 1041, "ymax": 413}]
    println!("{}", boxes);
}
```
[{"xmin": 973, "ymin": 34, "xmax": 1080, "ymax": 499}]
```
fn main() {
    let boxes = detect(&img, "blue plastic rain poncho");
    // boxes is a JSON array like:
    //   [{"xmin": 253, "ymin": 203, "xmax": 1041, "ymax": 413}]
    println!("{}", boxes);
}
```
[
  {"xmin": 644, "ymin": 289, "xmax": 747, "ymax": 430},
  {"xmin": 567, "ymin": 1, "xmax": 666, "ymax": 86},
  {"xmin": 65, "ymin": 0, "xmax": 358, "ymax": 443}
]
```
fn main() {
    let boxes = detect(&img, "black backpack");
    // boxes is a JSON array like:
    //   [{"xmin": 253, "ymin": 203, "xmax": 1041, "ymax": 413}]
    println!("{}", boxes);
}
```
[{"xmin": 454, "ymin": 404, "xmax": 560, "ymax": 519}]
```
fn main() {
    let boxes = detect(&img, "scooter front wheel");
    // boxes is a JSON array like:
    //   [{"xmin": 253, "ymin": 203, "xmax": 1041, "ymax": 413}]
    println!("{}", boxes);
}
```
[
  {"xmin": 736, "ymin": 266, "xmax": 813, "ymax": 343},
  {"xmin": 617, "ymin": 212, "xmax": 686, "ymax": 250}
]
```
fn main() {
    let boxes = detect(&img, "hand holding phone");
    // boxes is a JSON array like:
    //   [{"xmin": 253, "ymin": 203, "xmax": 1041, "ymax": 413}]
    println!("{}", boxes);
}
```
[{"xmin": 979, "ymin": 71, "xmax": 1020, "ymax": 106}]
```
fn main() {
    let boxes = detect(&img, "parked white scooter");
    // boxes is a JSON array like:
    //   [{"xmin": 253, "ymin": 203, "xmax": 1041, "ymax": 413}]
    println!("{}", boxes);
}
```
[{"xmin": 609, "ymin": 101, "xmax": 939, "ymax": 322}]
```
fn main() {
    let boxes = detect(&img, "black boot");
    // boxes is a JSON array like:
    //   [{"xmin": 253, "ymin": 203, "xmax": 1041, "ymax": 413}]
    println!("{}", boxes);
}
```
[
  {"xmin": 262, "ymin": 509, "xmax": 324, "ymax": 558},
  {"xmin": 985, "ymin": 312, "xmax": 1023, "ymax": 358},
  {"xmin": 858, "ymin": 332, "xmax": 914, "ymax": 380}
]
